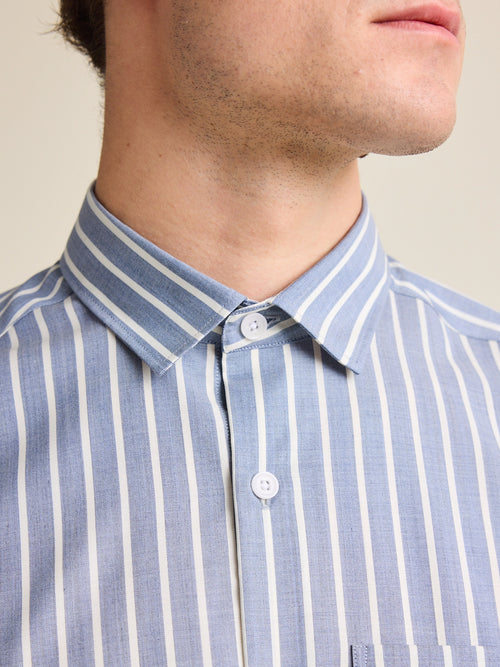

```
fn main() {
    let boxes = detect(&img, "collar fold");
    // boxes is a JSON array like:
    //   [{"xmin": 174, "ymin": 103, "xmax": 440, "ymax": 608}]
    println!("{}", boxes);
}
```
[
  {"xmin": 60, "ymin": 187, "xmax": 390, "ymax": 374},
  {"xmin": 273, "ymin": 203, "xmax": 389, "ymax": 373}
]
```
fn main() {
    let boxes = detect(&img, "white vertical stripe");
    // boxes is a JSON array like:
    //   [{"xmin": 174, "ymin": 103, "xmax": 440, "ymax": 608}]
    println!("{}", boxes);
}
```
[
  {"xmin": 346, "ymin": 369, "xmax": 382, "ymax": 660},
  {"xmin": 374, "ymin": 644, "xmax": 385, "ymax": 666},
  {"xmin": 262, "ymin": 509, "xmax": 280, "ymax": 667},
  {"xmin": 8, "ymin": 328, "xmax": 32, "ymax": 667},
  {"xmin": 107, "ymin": 330, "xmax": 140, "ymax": 664},
  {"xmin": 283, "ymin": 345, "xmax": 316, "ymax": 667},
  {"xmin": 417, "ymin": 301, "xmax": 479, "ymax": 645},
  {"xmin": 390, "ymin": 292, "xmax": 447, "ymax": 645},
  {"xmin": 33, "ymin": 310, "xmax": 68, "ymax": 667},
  {"xmin": 64, "ymin": 299, "xmax": 104, "ymax": 666},
  {"xmin": 205, "ymin": 345, "xmax": 244, "ymax": 667},
  {"xmin": 461, "ymin": 337, "xmax": 500, "ymax": 450},
  {"xmin": 313, "ymin": 343, "xmax": 348, "ymax": 667},
  {"xmin": 142, "ymin": 363, "xmax": 177, "ymax": 666},
  {"xmin": 370, "ymin": 337, "xmax": 417, "ymax": 656},
  {"xmin": 175, "ymin": 359, "xmax": 213, "ymax": 667},
  {"xmin": 221, "ymin": 353, "xmax": 250, "ymax": 667},
  {"xmin": 251, "ymin": 350, "xmax": 268, "ymax": 475},
  {"xmin": 251, "ymin": 349, "xmax": 281, "ymax": 667},
  {"xmin": 441, "ymin": 323, "xmax": 500, "ymax": 632}
]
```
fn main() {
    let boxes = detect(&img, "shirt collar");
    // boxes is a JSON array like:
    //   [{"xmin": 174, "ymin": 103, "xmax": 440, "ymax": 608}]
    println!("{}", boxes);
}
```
[
  {"xmin": 271, "ymin": 199, "xmax": 389, "ymax": 373},
  {"xmin": 61, "ymin": 186, "xmax": 389, "ymax": 375}
]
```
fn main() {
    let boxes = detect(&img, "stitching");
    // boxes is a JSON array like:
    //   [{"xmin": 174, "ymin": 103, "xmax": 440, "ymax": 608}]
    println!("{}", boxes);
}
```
[{"xmin": 390, "ymin": 280, "xmax": 500, "ymax": 345}]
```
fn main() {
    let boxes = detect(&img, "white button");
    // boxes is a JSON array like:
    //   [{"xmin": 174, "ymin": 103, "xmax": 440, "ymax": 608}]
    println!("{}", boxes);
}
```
[
  {"xmin": 251, "ymin": 472, "xmax": 279, "ymax": 500},
  {"xmin": 240, "ymin": 313, "xmax": 268, "ymax": 340}
]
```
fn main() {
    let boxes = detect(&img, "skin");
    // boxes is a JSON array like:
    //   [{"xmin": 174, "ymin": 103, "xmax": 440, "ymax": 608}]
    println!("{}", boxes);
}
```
[{"xmin": 96, "ymin": 0, "xmax": 465, "ymax": 300}]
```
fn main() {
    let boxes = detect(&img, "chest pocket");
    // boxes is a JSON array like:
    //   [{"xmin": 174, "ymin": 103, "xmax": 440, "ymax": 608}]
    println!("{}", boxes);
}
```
[{"xmin": 351, "ymin": 644, "xmax": 500, "ymax": 666}]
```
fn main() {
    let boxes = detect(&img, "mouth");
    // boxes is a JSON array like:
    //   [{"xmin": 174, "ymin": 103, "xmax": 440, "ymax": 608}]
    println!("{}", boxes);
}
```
[{"xmin": 372, "ymin": 3, "xmax": 462, "ymax": 39}]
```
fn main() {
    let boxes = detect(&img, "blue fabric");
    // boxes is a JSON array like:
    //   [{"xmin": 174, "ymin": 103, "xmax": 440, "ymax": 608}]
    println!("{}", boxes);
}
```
[{"xmin": 1, "ymin": 185, "xmax": 499, "ymax": 666}]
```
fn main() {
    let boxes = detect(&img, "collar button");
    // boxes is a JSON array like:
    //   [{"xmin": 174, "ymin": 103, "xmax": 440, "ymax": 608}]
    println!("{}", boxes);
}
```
[{"xmin": 240, "ymin": 313, "xmax": 267, "ymax": 340}]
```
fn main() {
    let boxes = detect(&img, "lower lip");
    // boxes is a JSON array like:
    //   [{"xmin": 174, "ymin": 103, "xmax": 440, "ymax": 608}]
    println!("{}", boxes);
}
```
[{"xmin": 375, "ymin": 20, "xmax": 457, "ymax": 42}]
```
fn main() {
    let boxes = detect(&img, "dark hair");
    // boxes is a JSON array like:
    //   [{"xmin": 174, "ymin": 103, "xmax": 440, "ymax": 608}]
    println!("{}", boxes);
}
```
[{"xmin": 57, "ymin": 0, "xmax": 106, "ymax": 77}]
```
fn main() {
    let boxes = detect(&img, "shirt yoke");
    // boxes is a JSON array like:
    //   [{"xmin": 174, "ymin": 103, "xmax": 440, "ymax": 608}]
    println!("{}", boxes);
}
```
[{"xmin": 389, "ymin": 258, "xmax": 500, "ymax": 344}]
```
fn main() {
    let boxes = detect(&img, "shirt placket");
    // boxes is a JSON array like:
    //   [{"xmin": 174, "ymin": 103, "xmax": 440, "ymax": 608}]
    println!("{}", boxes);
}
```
[{"xmin": 221, "ymin": 306, "xmax": 305, "ymax": 667}]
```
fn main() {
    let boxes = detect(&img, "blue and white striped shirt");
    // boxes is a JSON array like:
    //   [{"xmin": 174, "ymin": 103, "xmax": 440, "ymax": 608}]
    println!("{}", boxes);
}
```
[{"xmin": 1, "ymin": 187, "xmax": 500, "ymax": 666}]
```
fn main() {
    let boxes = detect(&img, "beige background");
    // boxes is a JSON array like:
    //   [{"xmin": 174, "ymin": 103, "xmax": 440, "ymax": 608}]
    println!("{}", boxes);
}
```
[{"xmin": 1, "ymin": 1, "xmax": 499, "ymax": 309}]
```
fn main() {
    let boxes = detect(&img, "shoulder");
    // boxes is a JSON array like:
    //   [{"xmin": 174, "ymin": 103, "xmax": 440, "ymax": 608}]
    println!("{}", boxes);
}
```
[
  {"xmin": 388, "ymin": 258, "xmax": 500, "ymax": 343},
  {"xmin": 0, "ymin": 263, "xmax": 74, "ymax": 341}
]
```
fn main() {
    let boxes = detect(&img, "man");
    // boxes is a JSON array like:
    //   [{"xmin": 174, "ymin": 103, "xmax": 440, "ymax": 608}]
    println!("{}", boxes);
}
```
[{"xmin": 1, "ymin": 0, "xmax": 499, "ymax": 665}]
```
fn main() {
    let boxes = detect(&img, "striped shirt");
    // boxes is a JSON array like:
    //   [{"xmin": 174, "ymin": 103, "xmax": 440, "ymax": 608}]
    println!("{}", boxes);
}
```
[{"xmin": 1, "ymin": 186, "xmax": 500, "ymax": 667}]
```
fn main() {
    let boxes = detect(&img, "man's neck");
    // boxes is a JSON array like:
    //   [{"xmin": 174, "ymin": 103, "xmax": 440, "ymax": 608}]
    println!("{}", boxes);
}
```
[{"xmin": 95, "ymin": 102, "xmax": 362, "ymax": 302}]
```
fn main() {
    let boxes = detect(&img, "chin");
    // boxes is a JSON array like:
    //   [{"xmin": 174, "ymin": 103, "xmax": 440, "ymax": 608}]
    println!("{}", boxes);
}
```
[
  {"xmin": 367, "ymin": 103, "xmax": 458, "ymax": 158},
  {"xmin": 376, "ymin": 130, "xmax": 455, "ymax": 157}
]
